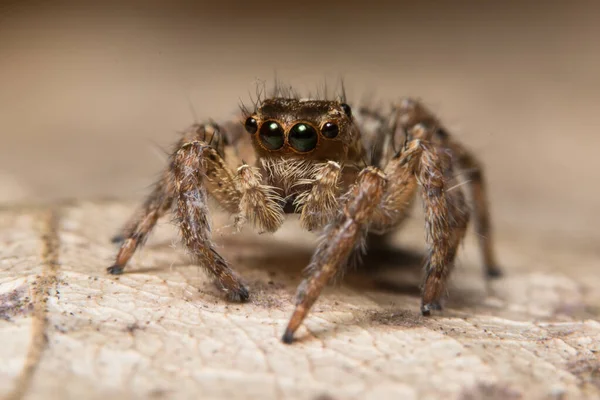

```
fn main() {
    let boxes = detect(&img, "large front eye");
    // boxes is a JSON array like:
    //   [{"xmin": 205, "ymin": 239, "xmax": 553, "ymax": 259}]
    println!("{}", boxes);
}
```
[
  {"xmin": 259, "ymin": 120, "xmax": 285, "ymax": 150},
  {"xmin": 289, "ymin": 123, "xmax": 318, "ymax": 152}
]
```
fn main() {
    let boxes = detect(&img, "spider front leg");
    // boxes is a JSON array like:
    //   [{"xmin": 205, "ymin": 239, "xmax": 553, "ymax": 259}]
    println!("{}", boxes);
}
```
[
  {"xmin": 394, "ymin": 126, "xmax": 469, "ymax": 315},
  {"xmin": 282, "ymin": 127, "xmax": 468, "ymax": 342},
  {"xmin": 283, "ymin": 167, "xmax": 388, "ymax": 343},
  {"xmin": 374, "ymin": 126, "xmax": 469, "ymax": 315},
  {"xmin": 417, "ymin": 146, "xmax": 469, "ymax": 315}
]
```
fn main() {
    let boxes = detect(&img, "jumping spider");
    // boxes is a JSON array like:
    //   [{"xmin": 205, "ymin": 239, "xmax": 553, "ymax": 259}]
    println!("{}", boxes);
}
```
[{"xmin": 108, "ymin": 88, "xmax": 501, "ymax": 344}]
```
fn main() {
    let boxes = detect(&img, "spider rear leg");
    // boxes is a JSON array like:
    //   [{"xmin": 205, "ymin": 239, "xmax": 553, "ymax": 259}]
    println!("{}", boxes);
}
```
[
  {"xmin": 421, "ymin": 169, "xmax": 470, "ymax": 314},
  {"xmin": 107, "ymin": 173, "xmax": 174, "ymax": 274},
  {"xmin": 396, "ymin": 98, "xmax": 502, "ymax": 278},
  {"xmin": 375, "ymin": 124, "xmax": 468, "ymax": 315},
  {"xmin": 400, "ymin": 125, "xmax": 479, "ymax": 317},
  {"xmin": 451, "ymin": 146, "xmax": 501, "ymax": 277},
  {"xmin": 282, "ymin": 167, "xmax": 387, "ymax": 343},
  {"xmin": 110, "ymin": 167, "xmax": 176, "ymax": 246}
]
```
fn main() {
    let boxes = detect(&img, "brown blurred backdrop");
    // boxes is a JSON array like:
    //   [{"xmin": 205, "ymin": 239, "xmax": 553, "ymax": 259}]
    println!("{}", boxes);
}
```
[{"xmin": 0, "ymin": 1, "xmax": 599, "ymax": 244}]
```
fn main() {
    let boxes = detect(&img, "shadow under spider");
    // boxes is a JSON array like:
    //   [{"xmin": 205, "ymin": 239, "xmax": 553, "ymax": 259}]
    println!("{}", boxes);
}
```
[
  {"xmin": 216, "ymin": 233, "xmax": 427, "ymax": 297},
  {"xmin": 139, "ymin": 232, "xmax": 491, "ymax": 312}
]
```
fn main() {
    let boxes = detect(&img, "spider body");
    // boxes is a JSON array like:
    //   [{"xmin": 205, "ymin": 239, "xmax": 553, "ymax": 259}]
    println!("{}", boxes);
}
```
[{"xmin": 108, "ymin": 90, "xmax": 501, "ymax": 344}]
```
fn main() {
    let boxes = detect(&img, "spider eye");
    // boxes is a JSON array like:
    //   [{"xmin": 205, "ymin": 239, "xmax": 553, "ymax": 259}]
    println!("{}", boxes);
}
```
[
  {"xmin": 321, "ymin": 122, "xmax": 339, "ymax": 138},
  {"xmin": 341, "ymin": 103, "xmax": 352, "ymax": 118},
  {"xmin": 244, "ymin": 117, "xmax": 258, "ymax": 134},
  {"xmin": 289, "ymin": 123, "xmax": 318, "ymax": 152},
  {"xmin": 259, "ymin": 120, "xmax": 284, "ymax": 150}
]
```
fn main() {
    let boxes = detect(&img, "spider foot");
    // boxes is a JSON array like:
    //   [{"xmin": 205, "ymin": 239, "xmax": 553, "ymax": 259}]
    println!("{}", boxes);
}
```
[
  {"xmin": 486, "ymin": 265, "xmax": 503, "ymax": 279},
  {"xmin": 281, "ymin": 328, "xmax": 294, "ymax": 345},
  {"xmin": 107, "ymin": 265, "xmax": 125, "ymax": 275},
  {"xmin": 224, "ymin": 285, "xmax": 250, "ymax": 303},
  {"xmin": 110, "ymin": 234, "xmax": 125, "ymax": 244},
  {"xmin": 421, "ymin": 301, "xmax": 443, "ymax": 316}
]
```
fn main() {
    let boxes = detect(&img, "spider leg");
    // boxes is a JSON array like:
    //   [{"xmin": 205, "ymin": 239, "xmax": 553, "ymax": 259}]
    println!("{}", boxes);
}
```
[
  {"xmin": 375, "ymin": 123, "xmax": 469, "ymax": 315},
  {"xmin": 171, "ymin": 140, "xmax": 248, "ymax": 301},
  {"xmin": 403, "ymin": 125, "xmax": 469, "ymax": 315},
  {"xmin": 282, "ymin": 125, "xmax": 469, "ymax": 342},
  {"xmin": 107, "ymin": 172, "xmax": 174, "ymax": 274},
  {"xmin": 108, "ymin": 123, "xmax": 237, "ymax": 273},
  {"xmin": 110, "ymin": 122, "xmax": 239, "ymax": 244},
  {"xmin": 110, "ymin": 164, "xmax": 175, "ymax": 244},
  {"xmin": 447, "ymin": 142, "xmax": 501, "ymax": 277},
  {"xmin": 369, "ymin": 146, "xmax": 419, "ymax": 232},
  {"xmin": 395, "ymin": 98, "xmax": 502, "ymax": 278},
  {"xmin": 282, "ymin": 167, "xmax": 387, "ymax": 344},
  {"xmin": 108, "ymin": 124, "xmax": 248, "ymax": 301},
  {"xmin": 111, "ymin": 213, "xmax": 147, "ymax": 244},
  {"xmin": 110, "ymin": 166, "xmax": 182, "ymax": 245},
  {"xmin": 420, "ymin": 147, "xmax": 470, "ymax": 314}
]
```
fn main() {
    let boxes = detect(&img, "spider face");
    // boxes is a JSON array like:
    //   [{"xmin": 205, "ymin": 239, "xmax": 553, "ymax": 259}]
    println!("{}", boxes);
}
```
[{"xmin": 244, "ymin": 98, "xmax": 358, "ymax": 161}]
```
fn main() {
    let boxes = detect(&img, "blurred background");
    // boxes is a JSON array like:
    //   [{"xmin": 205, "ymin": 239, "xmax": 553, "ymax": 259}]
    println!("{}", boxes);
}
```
[{"xmin": 0, "ymin": 0, "xmax": 598, "ymax": 246}]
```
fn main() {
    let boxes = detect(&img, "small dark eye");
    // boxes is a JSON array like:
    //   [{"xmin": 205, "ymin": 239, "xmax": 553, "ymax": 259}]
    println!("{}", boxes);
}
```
[
  {"xmin": 289, "ymin": 123, "xmax": 318, "ymax": 152},
  {"xmin": 259, "ymin": 120, "xmax": 285, "ymax": 150},
  {"xmin": 341, "ymin": 103, "xmax": 352, "ymax": 118},
  {"xmin": 244, "ymin": 117, "xmax": 258, "ymax": 134},
  {"xmin": 321, "ymin": 122, "xmax": 339, "ymax": 138}
]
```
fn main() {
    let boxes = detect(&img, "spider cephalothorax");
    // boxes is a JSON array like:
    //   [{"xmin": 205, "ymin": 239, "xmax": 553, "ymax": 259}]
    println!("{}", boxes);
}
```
[{"xmin": 108, "ymin": 89, "xmax": 501, "ymax": 344}]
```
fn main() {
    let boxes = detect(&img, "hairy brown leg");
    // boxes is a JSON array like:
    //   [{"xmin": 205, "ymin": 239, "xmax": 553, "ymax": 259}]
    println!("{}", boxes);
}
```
[
  {"xmin": 110, "ymin": 159, "xmax": 178, "ymax": 246},
  {"xmin": 375, "ymin": 123, "xmax": 468, "ymax": 315},
  {"xmin": 420, "ymin": 149, "xmax": 470, "ymax": 314},
  {"xmin": 447, "ymin": 141, "xmax": 501, "ymax": 277},
  {"xmin": 171, "ymin": 140, "xmax": 248, "ymax": 301},
  {"xmin": 110, "ymin": 214, "xmax": 145, "ymax": 244},
  {"xmin": 108, "ymin": 123, "xmax": 241, "ymax": 275},
  {"xmin": 282, "ymin": 167, "xmax": 387, "ymax": 344},
  {"xmin": 282, "ymin": 124, "xmax": 473, "ymax": 341},
  {"xmin": 110, "ymin": 122, "xmax": 238, "ymax": 245},
  {"xmin": 407, "ymin": 129, "xmax": 465, "ymax": 316},
  {"xmin": 107, "ymin": 171, "xmax": 175, "ymax": 274},
  {"xmin": 370, "ymin": 152, "xmax": 418, "ymax": 232},
  {"xmin": 395, "ymin": 98, "xmax": 502, "ymax": 278}
]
